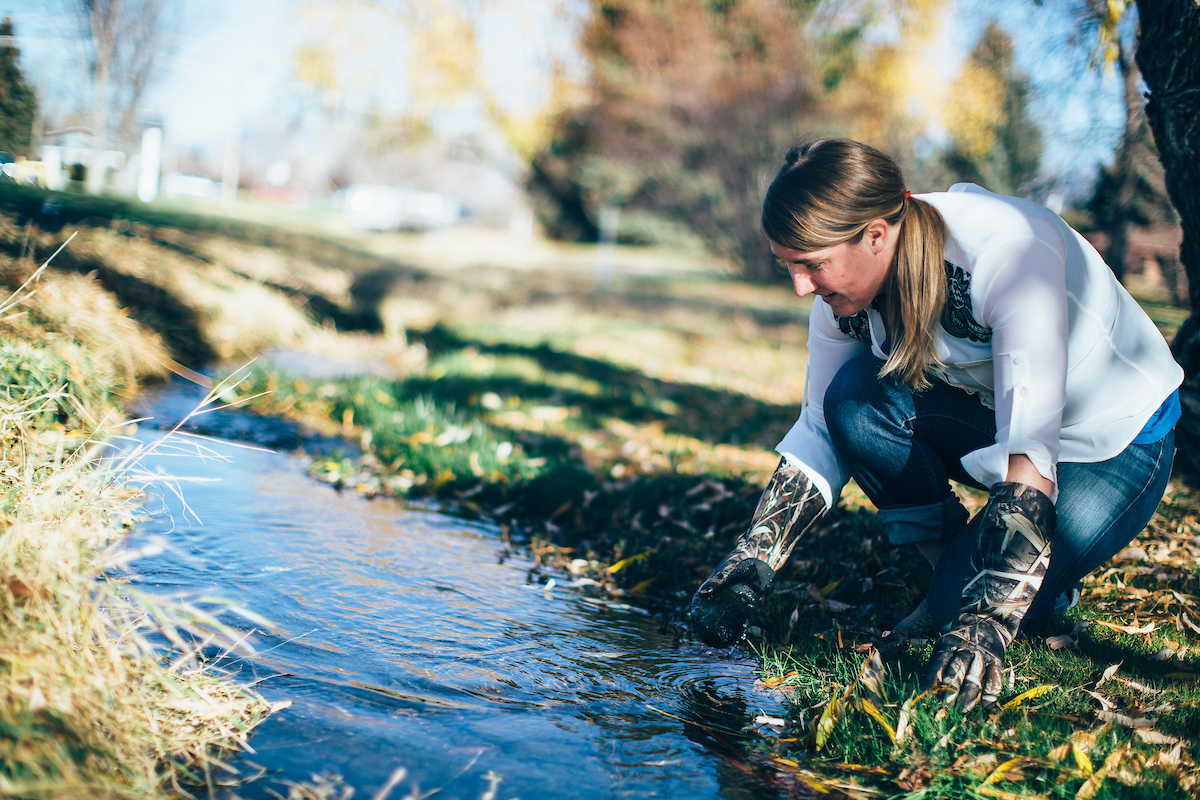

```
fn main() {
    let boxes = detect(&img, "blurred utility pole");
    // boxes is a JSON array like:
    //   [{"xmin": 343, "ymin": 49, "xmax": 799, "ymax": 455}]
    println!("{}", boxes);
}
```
[
  {"xmin": 594, "ymin": 205, "xmax": 619, "ymax": 289},
  {"xmin": 70, "ymin": 0, "xmax": 169, "ymax": 194},
  {"xmin": 221, "ymin": 117, "xmax": 241, "ymax": 209}
]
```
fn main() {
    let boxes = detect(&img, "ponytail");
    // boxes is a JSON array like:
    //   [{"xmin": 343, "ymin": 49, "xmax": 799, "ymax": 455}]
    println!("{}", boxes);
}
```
[{"xmin": 879, "ymin": 195, "xmax": 947, "ymax": 390}]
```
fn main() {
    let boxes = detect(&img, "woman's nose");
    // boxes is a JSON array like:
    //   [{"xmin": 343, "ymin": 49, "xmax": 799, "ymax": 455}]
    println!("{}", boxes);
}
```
[{"xmin": 790, "ymin": 268, "xmax": 815, "ymax": 297}]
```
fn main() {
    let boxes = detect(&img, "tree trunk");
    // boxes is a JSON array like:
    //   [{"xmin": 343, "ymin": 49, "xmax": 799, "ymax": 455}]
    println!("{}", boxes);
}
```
[
  {"xmin": 1105, "ymin": 43, "xmax": 1143, "ymax": 283},
  {"xmin": 1135, "ymin": 0, "xmax": 1200, "ymax": 471}
]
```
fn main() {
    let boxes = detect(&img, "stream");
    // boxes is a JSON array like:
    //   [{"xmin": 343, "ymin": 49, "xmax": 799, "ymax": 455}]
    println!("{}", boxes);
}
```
[{"xmin": 118, "ymin": 377, "xmax": 800, "ymax": 800}]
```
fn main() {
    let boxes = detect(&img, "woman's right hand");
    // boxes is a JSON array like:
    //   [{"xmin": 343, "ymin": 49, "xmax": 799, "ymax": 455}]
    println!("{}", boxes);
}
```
[{"xmin": 689, "ymin": 459, "xmax": 827, "ymax": 647}]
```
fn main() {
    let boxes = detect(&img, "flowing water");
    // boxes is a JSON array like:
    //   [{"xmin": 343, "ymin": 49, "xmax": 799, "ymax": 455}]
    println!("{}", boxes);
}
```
[{"xmin": 120, "ymin": 379, "xmax": 802, "ymax": 800}]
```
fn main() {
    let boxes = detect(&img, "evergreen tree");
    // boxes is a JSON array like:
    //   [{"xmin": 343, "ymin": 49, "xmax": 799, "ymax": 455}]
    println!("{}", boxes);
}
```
[
  {"xmin": 0, "ymin": 18, "xmax": 37, "ymax": 157},
  {"xmin": 941, "ymin": 21, "xmax": 1043, "ymax": 196}
]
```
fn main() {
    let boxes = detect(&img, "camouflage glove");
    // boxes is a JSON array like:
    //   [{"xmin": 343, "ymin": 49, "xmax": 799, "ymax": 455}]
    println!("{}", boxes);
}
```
[
  {"xmin": 921, "ymin": 482, "xmax": 1055, "ymax": 711},
  {"xmin": 689, "ymin": 458, "xmax": 826, "ymax": 647}
]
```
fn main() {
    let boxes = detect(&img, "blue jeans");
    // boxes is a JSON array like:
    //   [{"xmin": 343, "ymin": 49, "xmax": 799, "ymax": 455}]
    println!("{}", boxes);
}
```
[{"xmin": 824, "ymin": 355, "xmax": 1175, "ymax": 633}]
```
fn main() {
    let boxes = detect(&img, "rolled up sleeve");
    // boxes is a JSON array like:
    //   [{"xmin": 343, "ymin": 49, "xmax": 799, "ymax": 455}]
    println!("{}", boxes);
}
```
[{"xmin": 776, "ymin": 298, "xmax": 869, "ymax": 507}]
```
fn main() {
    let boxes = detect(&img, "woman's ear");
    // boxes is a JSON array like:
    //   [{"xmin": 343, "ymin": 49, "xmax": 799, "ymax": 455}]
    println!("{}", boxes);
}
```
[{"xmin": 862, "ymin": 218, "xmax": 891, "ymax": 254}]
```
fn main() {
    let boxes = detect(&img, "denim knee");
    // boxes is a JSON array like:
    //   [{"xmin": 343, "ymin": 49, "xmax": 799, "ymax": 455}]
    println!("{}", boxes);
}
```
[{"xmin": 824, "ymin": 356, "xmax": 896, "ymax": 461}]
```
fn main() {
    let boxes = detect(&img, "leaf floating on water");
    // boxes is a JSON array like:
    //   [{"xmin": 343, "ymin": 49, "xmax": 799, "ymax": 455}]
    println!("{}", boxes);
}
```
[
  {"xmin": 755, "ymin": 715, "xmax": 785, "ymax": 727},
  {"xmin": 1001, "ymin": 684, "xmax": 1057, "ymax": 710}
]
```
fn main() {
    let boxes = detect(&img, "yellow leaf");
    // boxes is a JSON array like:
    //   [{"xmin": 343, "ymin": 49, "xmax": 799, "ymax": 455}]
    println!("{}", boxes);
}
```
[
  {"xmin": 857, "ymin": 698, "xmax": 896, "ymax": 744},
  {"xmin": 1093, "ymin": 620, "xmax": 1156, "ymax": 635},
  {"xmin": 1072, "ymin": 740, "xmax": 1094, "ymax": 777},
  {"xmin": 1002, "ymin": 684, "xmax": 1057, "ymax": 710},
  {"xmin": 815, "ymin": 697, "xmax": 841, "ymax": 751},
  {"xmin": 629, "ymin": 577, "xmax": 656, "ymax": 596},
  {"xmin": 981, "ymin": 756, "xmax": 1024, "ymax": 786},
  {"xmin": 608, "ymin": 551, "xmax": 654, "ymax": 574},
  {"xmin": 817, "ymin": 580, "xmax": 840, "ymax": 596}
]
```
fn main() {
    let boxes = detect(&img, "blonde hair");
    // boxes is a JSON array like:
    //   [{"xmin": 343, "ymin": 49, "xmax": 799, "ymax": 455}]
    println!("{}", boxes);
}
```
[{"xmin": 761, "ymin": 138, "xmax": 948, "ymax": 390}]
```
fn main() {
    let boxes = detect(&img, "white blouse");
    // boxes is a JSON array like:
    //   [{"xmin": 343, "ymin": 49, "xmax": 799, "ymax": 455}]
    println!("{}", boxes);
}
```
[{"xmin": 777, "ymin": 183, "xmax": 1184, "ymax": 507}]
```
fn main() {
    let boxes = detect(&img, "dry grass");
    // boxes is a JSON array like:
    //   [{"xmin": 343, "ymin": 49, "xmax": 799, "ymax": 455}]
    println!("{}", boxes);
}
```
[{"xmin": 0, "ymin": 221, "xmax": 307, "ymax": 797}]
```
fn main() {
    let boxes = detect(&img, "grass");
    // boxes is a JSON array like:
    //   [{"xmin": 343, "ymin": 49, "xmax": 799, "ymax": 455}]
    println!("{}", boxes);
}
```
[
  {"xmin": 0, "ymin": 211, "xmax": 358, "ymax": 796},
  {"xmin": 3, "ymin": 191, "xmax": 1196, "ymax": 798},
  {"xmin": 217, "ymin": 258, "xmax": 1199, "ymax": 798}
]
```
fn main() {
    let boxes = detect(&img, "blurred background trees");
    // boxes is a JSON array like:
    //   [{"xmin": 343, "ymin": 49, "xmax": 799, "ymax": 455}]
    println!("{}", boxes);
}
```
[{"xmin": 0, "ymin": 18, "xmax": 38, "ymax": 158}]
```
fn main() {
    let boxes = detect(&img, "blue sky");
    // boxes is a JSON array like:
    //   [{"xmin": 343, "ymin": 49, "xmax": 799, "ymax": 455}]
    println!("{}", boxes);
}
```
[{"xmin": 1, "ymin": 0, "xmax": 1125, "ymax": 195}]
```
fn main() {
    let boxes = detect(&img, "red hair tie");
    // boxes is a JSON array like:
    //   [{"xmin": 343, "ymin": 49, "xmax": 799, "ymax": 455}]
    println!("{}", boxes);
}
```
[{"xmin": 904, "ymin": 190, "xmax": 912, "ymax": 199}]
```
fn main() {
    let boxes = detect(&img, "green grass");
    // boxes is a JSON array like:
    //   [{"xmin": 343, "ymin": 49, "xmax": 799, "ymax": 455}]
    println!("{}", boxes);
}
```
[{"xmin": 226, "ymin": 317, "xmax": 1200, "ymax": 799}]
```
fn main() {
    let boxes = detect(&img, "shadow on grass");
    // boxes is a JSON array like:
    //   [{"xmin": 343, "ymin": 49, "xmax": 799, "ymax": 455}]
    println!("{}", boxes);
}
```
[{"xmin": 414, "ymin": 324, "xmax": 800, "ymax": 449}]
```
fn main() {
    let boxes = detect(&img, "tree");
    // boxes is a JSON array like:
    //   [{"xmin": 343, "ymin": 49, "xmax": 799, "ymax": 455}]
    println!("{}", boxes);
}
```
[
  {"xmin": 69, "ymin": 0, "xmax": 168, "ymax": 193},
  {"xmin": 0, "ymin": 18, "xmax": 37, "ymax": 157},
  {"xmin": 939, "ymin": 21, "xmax": 1043, "ymax": 197},
  {"xmin": 529, "ymin": 0, "xmax": 826, "ymax": 279},
  {"xmin": 1134, "ymin": 0, "xmax": 1200, "ymax": 472}
]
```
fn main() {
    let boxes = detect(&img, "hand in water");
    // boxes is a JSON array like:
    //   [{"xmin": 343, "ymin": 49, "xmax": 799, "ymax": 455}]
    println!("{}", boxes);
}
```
[{"xmin": 689, "ymin": 459, "xmax": 826, "ymax": 647}]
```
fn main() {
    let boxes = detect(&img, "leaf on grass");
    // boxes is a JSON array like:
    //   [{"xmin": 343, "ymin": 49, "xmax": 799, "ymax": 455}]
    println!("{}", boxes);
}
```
[
  {"xmin": 1047, "ymin": 743, "xmax": 1070, "ymax": 762},
  {"xmin": 1164, "ymin": 672, "xmax": 1200, "ymax": 682},
  {"xmin": 856, "ymin": 649, "xmax": 887, "ymax": 705},
  {"xmin": 1134, "ymin": 728, "xmax": 1180, "ymax": 745},
  {"xmin": 1181, "ymin": 612, "xmax": 1200, "ymax": 637},
  {"xmin": 1095, "ymin": 709, "xmax": 1156, "ymax": 729},
  {"xmin": 817, "ymin": 579, "xmax": 840, "ymax": 596},
  {"xmin": 1085, "ymin": 691, "xmax": 1115, "ymax": 711},
  {"xmin": 1072, "ymin": 739, "xmax": 1094, "ymax": 776},
  {"xmin": 1002, "ymin": 684, "xmax": 1057, "ymax": 710},
  {"xmin": 857, "ymin": 698, "xmax": 896, "ymax": 744},
  {"xmin": 894, "ymin": 692, "xmax": 929, "ymax": 747},
  {"xmin": 762, "ymin": 671, "xmax": 798, "ymax": 689},
  {"xmin": 1046, "ymin": 634, "xmax": 1076, "ymax": 650},
  {"xmin": 1095, "ymin": 662, "xmax": 1122, "ymax": 688},
  {"xmin": 815, "ymin": 697, "xmax": 842, "ymax": 751},
  {"xmin": 1093, "ymin": 620, "xmax": 1156, "ymax": 635},
  {"xmin": 977, "ymin": 787, "xmax": 1048, "ymax": 800},
  {"xmin": 981, "ymin": 756, "xmax": 1025, "ymax": 786}
]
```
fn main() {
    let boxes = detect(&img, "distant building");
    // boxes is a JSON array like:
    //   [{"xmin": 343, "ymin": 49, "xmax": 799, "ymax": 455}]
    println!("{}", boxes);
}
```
[{"xmin": 340, "ymin": 184, "xmax": 461, "ymax": 230}]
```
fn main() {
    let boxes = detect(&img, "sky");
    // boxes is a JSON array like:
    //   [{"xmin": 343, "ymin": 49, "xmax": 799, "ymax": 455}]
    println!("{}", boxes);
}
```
[{"xmin": 0, "ymin": 0, "xmax": 1127, "ymax": 197}]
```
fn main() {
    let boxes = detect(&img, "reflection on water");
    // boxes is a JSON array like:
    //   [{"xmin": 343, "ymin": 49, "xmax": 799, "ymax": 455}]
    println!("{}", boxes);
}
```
[{"xmin": 120, "ymin": 381, "xmax": 800, "ymax": 799}]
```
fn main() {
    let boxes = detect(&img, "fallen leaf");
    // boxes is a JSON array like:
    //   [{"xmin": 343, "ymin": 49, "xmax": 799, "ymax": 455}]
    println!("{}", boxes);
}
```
[
  {"xmin": 1135, "ymin": 729, "xmax": 1180, "ymax": 745},
  {"xmin": 1095, "ymin": 662, "xmax": 1122, "ymax": 688},
  {"xmin": 1002, "ymin": 684, "xmax": 1057, "ymax": 710},
  {"xmin": 1093, "ymin": 620, "xmax": 1156, "ymax": 635},
  {"xmin": 981, "ymin": 757, "xmax": 1025, "ymax": 786},
  {"xmin": 1095, "ymin": 709, "xmax": 1156, "ymax": 729},
  {"xmin": 1163, "ymin": 672, "xmax": 1200, "ymax": 682},
  {"xmin": 1046, "ymin": 634, "xmax": 1076, "ymax": 651},
  {"xmin": 815, "ymin": 697, "xmax": 841, "ymax": 751},
  {"xmin": 1072, "ymin": 739, "xmax": 1094, "ymax": 777},
  {"xmin": 857, "ymin": 698, "xmax": 896, "ymax": 744},
  {"xmin": 1085, "ymin": 691, "xmax": 1115, "ymax": 711}
]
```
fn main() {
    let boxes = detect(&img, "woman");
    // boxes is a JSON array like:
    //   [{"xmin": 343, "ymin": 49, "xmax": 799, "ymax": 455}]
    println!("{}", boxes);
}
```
[{"xmin": 689, "ymin": 138, "xmax": 1182, "ymax": 712}]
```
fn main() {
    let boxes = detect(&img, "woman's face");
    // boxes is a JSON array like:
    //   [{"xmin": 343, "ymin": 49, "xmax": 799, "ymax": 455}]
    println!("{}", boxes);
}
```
[{"xmin": 770, "ymin": 221, "xmax": 896, "ymax": 317}]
